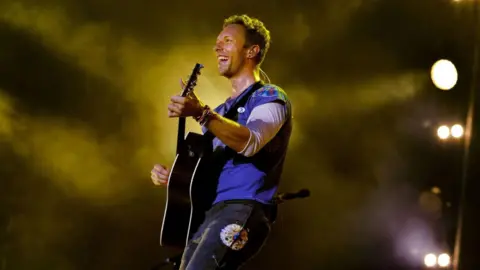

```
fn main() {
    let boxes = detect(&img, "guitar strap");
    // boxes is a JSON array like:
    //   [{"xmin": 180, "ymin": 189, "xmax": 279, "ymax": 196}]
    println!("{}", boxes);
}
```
[
  {"xmin": 223, "ymin": 80, "xmax": 264, "ymax": 120},
  {"xmin": 203, "ymin": 81, "xmax": 264, "ymax": 141}
]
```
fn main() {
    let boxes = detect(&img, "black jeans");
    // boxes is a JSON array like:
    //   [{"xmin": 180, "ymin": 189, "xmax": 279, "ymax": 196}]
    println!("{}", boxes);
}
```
[{"xmin": 179, "ymin": 200, "xmax": 272, "ymax": 270}]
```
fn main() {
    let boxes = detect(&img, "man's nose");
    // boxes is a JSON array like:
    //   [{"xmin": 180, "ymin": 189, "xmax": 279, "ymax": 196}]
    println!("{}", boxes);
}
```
[{"xmin": 214, "ymin": 41, "xmax": 223, "ymax": 52}]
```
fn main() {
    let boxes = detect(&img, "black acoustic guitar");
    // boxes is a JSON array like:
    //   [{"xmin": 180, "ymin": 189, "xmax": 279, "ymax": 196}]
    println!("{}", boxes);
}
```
[
  {"xmin": 160, "ymin": 63, "xmax": 219, "ymax": 248},
  {"xmin": 159, "ymin": 63, "xmax": 265, "ymax": 248}
]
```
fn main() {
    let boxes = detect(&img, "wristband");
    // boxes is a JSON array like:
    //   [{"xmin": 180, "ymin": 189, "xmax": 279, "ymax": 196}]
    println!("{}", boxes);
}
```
[{"xmin": 195, "ymin": 105, "xmax": 213, "ymax": 127}]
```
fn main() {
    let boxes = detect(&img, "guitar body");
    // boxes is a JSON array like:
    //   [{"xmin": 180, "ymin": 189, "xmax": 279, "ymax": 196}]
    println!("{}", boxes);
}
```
[{"xmin": 160, "ymin": 132, "xmax": 218, "ymax": 248}]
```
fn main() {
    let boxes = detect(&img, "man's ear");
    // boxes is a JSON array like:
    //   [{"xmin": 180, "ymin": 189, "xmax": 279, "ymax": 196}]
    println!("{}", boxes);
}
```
[{"xmin": 247, "ymin": 45, "xmax": 260, "ymax": 59}]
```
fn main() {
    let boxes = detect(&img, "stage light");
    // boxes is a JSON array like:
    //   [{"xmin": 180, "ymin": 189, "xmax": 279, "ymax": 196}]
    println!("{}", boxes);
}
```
[
  {"xmin": 438, "ymin": 253, "xmax": 451, "ymax": 267},
  {"xmin": 451, "ymin": 124, "xmax": 464, "ymax": 138},
  {"xmin": 431, "ymin": 186, "xmax": 441, "ymax": 194},
  {"xmin": 431, "ymin": 59, "xmax": 458, "ymax": 90},
  {"xmin": 437, "ymin": 125, "xmax": 450, "ymax": 139},
  {"xmin": 424, "ymin": 253, "xmax": 437, "ymax": 267}
]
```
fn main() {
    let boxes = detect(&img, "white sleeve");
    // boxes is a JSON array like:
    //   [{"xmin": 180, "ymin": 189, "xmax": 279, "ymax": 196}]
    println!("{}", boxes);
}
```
[{"xmin": 238, "ymin": 102, "xmax": 287, "ymax": 157}]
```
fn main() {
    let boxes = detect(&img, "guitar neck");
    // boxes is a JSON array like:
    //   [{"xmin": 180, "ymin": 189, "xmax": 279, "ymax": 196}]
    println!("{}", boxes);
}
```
[
  {"xmin": 174, "ymin": 63, "xmax": 203, "ymax": 154},
  {"xmin": 176, "ymin": 117, "xmax": 186, "ymax": 154},
  {"xmin": 176, "ymin": 83, "xmax": 190, "ymax": 154}
]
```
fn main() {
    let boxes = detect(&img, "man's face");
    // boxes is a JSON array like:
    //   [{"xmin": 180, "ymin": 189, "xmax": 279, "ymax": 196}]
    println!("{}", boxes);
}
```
[{"xmin": 215, "ymin": 24, "xmax": 248, "ymax": 78}]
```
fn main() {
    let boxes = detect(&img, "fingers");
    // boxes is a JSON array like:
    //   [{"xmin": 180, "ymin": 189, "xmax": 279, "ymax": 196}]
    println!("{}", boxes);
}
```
[
  {"xmin": 168, "ymin": 94, "xmax": 199, "ymax": 118},
  {"xmin": 151, "ymin": 164, "xmax": 169, "ymax": 186},
  {"xmin": 168, "ymin": 110, "xmax": 180, "ymax": 118},
  {"xmin": 171, "ymin": 95, "xmax": 186, "ymax": 104},
  {"xmin": 167, "ymin": 103, "xmax": 182, "ymax": 118},
  {"xmin": 153, "ymin": 164, "xmax": 170, "ymax": 176},
  {"xmin": 153, "ymin": 164, "xmax": 167, "ymax": 172},
  {"xmin": 168, "ymin": 104, "xmax": 182, "ymax": 114},
  {"xmin": 168, "ymin": 96, "xmax": 187, "ymax": 118},
  {"xmin": 151, "ymin": 171, "xmax": 166, "ymax": 185},
  {"xmin": 168, "ymin": 111, "xmax": 180, "ymax": 118}
]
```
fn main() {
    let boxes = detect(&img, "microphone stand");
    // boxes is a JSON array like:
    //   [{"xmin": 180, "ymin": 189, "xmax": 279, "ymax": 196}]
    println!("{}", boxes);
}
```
[
  {"xmin": 151, "ymin": 188, "xmax": 310, "ymax": 269},
  {"xmin": 271, "ymin": 188, "xmax": 310, "ymax": 205},
  {"xmin": 268, "ymin": 188, "xmax": 311, "ymax": 224}
]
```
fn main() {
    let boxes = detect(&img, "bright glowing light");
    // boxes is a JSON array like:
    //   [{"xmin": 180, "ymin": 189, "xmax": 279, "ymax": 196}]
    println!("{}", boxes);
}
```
[
  {"xmin": 438, "ymin": 253, "xmax": 451, "ymax": 267},
  {"xmin": 424, "ymin": 253, "xmax": 437, "ymax": 267},
  {"xmin": 431, "ymin": 59, "xmax": 458, "ymax": 90},
  {"xmin": 437, "ymin": 125, "xmax": 450, "ymax": 139},
  {"xmin": 451, "ymin": 124, "xmax": 464, "ymax": 138}
]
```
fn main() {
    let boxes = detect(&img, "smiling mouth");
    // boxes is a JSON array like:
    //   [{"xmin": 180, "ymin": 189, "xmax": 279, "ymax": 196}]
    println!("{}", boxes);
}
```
[{"xmin": 217, "ymin": 56, "xmax": 229, "ymax": 64}]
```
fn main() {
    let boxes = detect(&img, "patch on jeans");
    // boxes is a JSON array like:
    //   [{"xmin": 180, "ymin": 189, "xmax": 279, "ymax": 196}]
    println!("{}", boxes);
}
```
[{"xmin": 220, "ymin": 223, "xmax": 248, "ymax": 251}]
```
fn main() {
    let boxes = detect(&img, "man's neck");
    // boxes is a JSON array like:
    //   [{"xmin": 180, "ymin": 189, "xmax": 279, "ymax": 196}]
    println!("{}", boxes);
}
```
[{"xmin": 229, "ymin": 68, "xmax": 261, "ymax": 98}]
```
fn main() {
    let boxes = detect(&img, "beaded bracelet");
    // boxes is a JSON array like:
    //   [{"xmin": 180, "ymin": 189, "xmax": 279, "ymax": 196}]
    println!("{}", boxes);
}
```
[{"xmin": 195, "ymin": 105, "xmax": 213, "ymax": 126}]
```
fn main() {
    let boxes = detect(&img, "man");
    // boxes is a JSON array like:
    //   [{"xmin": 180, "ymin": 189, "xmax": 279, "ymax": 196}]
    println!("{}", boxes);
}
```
[{"xmin": 151, "ymin": 14, "xmax": 292, "ymax": 269}]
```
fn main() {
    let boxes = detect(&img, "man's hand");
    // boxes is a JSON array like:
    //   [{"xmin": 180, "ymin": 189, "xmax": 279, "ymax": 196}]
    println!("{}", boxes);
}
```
[
  {"xmin": 167, "ymin": 78, "xmax": 205, "ymax": 118},
  {"xmin": 151, "ymin": 164, "xmax": 170, "ymax": 186}
]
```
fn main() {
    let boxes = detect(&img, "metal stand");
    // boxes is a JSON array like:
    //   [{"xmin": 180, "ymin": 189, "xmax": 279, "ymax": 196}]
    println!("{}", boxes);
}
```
[{"xmin": 452, "ymin": 1, "xmax": 480, "ymax": 269}]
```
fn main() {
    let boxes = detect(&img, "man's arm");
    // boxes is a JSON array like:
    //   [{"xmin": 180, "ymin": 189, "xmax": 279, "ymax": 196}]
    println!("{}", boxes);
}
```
[
  {"xmin": 203, "ymin": 102, "xmax": 287, "ymax": 157},
  {"xmin": 168, "ymin": 83, "xmax": 289, "ymax": 156}
]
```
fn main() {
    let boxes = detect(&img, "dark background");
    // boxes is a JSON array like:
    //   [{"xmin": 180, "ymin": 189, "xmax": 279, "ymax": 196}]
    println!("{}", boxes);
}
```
[{"xmin": 0, "ymin": 0, "xmax": 479, "ymax": 269}]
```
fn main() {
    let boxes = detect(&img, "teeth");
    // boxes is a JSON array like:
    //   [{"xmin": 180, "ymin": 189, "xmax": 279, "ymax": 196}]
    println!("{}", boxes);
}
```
[{"xmin": 218, "ymin": 56, "xmax": 228, "ymax": 61}]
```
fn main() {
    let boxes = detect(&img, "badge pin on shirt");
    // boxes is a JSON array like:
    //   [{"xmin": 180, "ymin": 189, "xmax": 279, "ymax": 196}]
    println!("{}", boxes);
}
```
[{"xmin": 237, "ymin": 107, "xmax": 245, "ymax": 113}]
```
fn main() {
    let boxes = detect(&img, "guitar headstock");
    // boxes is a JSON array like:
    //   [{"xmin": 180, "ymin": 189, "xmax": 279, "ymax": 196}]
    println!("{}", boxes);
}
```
[{"xmin": 181, "ymin": 63, "xmax": 204, "ymax": 97}]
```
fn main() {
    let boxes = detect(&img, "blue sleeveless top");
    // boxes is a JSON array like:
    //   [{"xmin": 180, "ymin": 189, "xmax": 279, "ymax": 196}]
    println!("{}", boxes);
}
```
[{"xmin": 202, "ymin": 83, "xmax": 292, "ymax": 205}]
